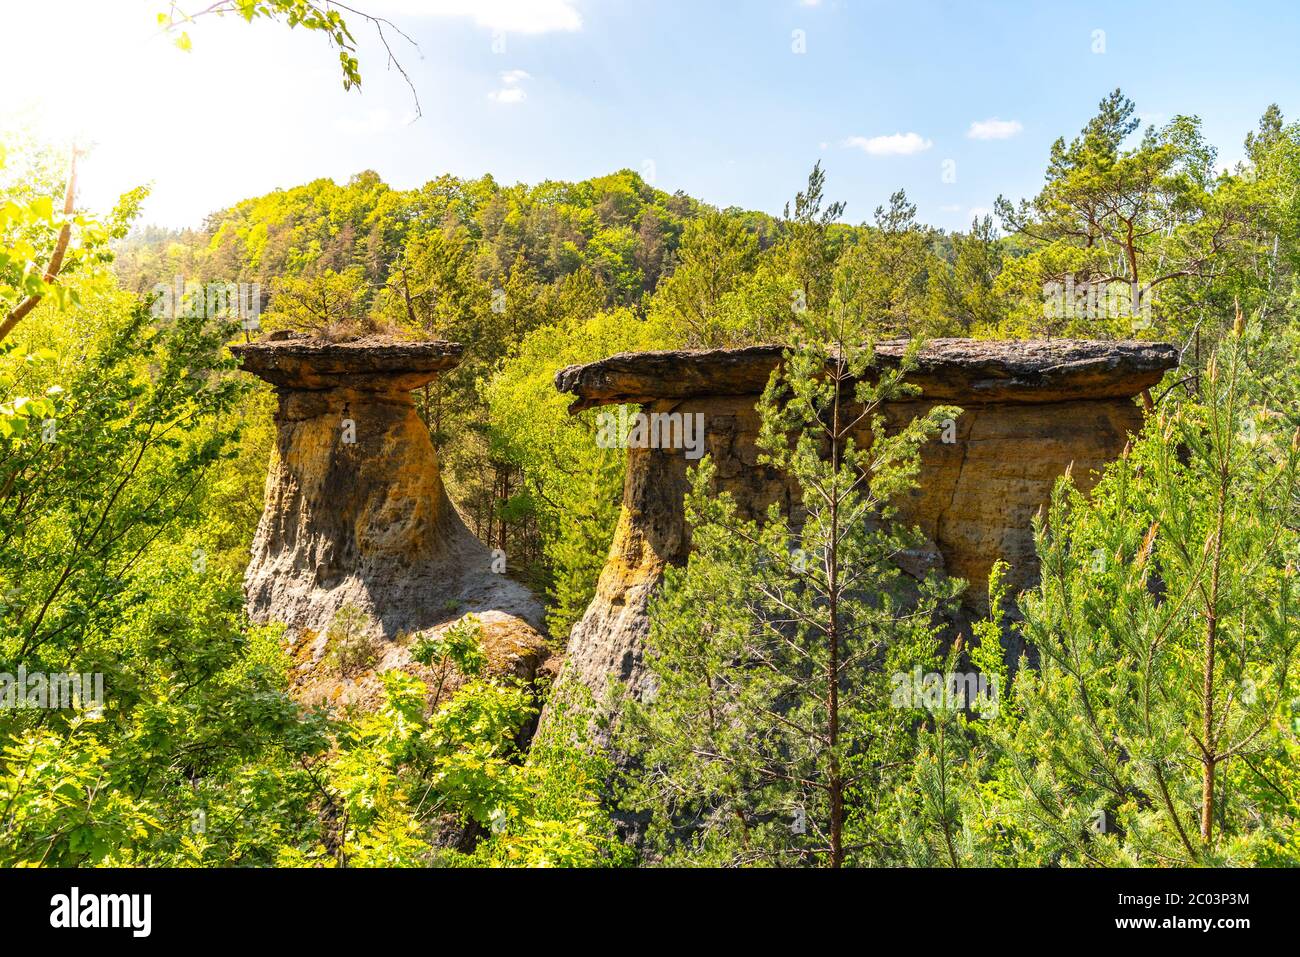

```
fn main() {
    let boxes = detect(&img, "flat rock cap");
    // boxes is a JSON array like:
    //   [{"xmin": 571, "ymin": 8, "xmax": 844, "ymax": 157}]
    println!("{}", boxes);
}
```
[
  {"xmin": 555, "ymin": 338, "xmax": 1180, "ymax": 410},
  {"xmin": 231, "ymin": 332, "xmax": 464, "ymax": 391}
]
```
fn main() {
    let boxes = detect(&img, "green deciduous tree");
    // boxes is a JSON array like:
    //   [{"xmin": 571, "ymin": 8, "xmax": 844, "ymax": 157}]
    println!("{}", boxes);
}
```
[{"xmin": 650, "ymin": 209, "xmax": 760, "ymax": 346}]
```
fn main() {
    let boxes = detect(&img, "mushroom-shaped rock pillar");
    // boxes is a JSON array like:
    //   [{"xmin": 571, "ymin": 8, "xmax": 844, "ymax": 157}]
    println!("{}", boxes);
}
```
[
  {"xmin": 547, "ymin": 337, "xmax": 1180, "ymax": 716},
  {"xmin": 231, "ymin": 333, "xmax": 545, "ymax": 647}
]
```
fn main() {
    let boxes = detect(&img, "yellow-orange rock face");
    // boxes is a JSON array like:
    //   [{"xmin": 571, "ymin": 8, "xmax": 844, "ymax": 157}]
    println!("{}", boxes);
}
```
[
  {"xmin": 548, "ymin": 339, "xmax": 1178, "ymax": 712},
  {"xmin": 231, "ymin": 333, "xmax": 548, "ymax": 703}
]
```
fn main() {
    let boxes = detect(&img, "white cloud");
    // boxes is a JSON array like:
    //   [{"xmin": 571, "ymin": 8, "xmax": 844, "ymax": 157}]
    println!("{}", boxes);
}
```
[
  {"xmin": 376, "ymin": 0, "xmax": 582, "ymax": 34},
  {"xmin": 843, "ymin": 132, "xmax": 933, "ymax": 156},
  {"xmin": 488, "ymin": 69, "xmax": 532, "ymax": 103},
  {"xmin": 967, "ymin": 117, "xmax": 1023, "ymax": 140},
  {"xmin": 968, "ymin": 206, "xmax": 992, "ymax": 220}
]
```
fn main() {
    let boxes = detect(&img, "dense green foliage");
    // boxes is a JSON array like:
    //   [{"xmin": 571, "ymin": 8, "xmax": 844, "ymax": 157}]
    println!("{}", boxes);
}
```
[
  {"xmin": 3, "ymin": 26, "xmax": 1299, "ymax": 868},
  {"xmin": 0, "ymin": 271, "xmax": 621, "ymax": 865}
]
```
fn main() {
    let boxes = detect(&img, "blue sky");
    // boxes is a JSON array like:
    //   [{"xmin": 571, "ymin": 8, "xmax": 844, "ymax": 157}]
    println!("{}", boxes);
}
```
[{"xmin": 4, "ymin": 0, "xmax": 1299, "ymax": 229}]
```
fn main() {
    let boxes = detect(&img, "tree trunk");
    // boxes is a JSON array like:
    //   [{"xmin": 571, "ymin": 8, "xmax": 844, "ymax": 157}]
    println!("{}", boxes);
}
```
[
  {"xmin": 0, "ymin": 147, "xmax": 79, "ymax": 344},
  {"xmin": 1200, "ymin": 477, "xmax": 1227, "ymax": 845},
  {"xmin": 827, "ymin": 354, "xmax": 844, "ymax": 869}
]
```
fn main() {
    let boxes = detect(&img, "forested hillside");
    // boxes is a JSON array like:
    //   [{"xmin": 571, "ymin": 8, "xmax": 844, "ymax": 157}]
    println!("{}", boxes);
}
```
[{"xmin": 114, "ymin": 94, "xmax": 1300, "ymax": 644}]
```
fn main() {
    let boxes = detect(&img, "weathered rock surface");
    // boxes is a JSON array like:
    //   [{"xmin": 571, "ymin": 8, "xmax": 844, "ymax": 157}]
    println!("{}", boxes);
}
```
[
  {"xmin": 231, "ymin": 332, "xmax": 548, "ymax": 703},
  {"xmin": 556, "ymin": 338, "xmax": 1180, "ymax": 408},
  {"xmin": 234, "ymin": 331, "xmax": 464, "ymax": 391},
  {"xmin": 548, "ymin": 338, "xmax": 1179, "ymax": 714}
]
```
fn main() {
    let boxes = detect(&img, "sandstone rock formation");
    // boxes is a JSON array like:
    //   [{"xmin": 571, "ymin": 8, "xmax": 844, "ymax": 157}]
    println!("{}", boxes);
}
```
[
  {"xmin": 231, "ymin": 332, "xmax": 548, "ymax": 703},
  {"xmin": 550, "ymin": 338, "xmax": 1179, "ymax": 713}
]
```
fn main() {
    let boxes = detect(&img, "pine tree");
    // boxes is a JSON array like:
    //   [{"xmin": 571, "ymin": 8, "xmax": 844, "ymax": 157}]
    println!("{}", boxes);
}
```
[
  {"xmin": 968, "ymin": 320, "xmax": 1300, "ymax": 865},
  {"xmin": 619, "ymin": 277, "xmax": 962, "ymax": 867}
]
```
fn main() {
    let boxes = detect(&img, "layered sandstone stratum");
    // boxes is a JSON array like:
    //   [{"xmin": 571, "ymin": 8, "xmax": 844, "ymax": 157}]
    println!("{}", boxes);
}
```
[
  {"xmin": 231, "ymin": 332, "xmax": 548, "ymax": 707},
  {"xmin": 548, "ymin": 338, "xmax": 1180, "ymax": 717}
]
